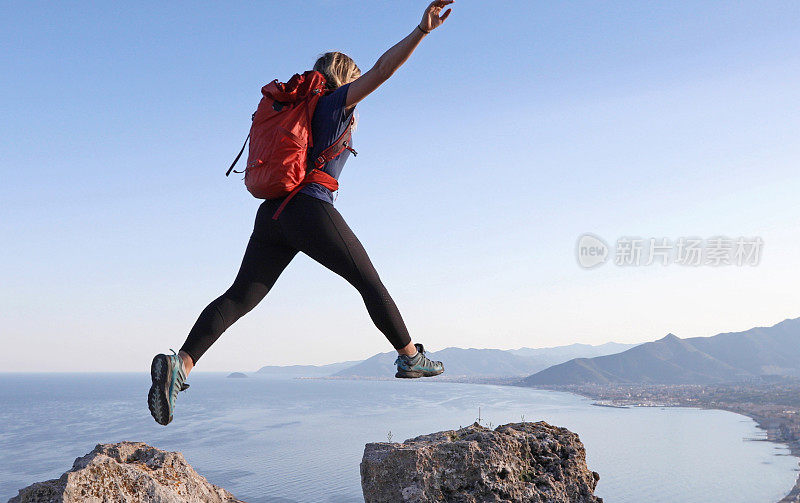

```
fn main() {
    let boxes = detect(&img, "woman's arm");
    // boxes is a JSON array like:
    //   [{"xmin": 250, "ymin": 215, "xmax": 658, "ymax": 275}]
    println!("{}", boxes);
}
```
[{"xmin": 345, "ymin": 0, "xmax": 454, "ymax": 109}]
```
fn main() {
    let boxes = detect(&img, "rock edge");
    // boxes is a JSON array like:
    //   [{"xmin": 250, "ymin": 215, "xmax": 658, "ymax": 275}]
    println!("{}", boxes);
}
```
[
  {"xmin": 361, "ymin": 421, "xmax": 602, "ymax": 503},
  {"xmin": 8, "ymin": 441, "xmax": 242, "ymax": 503}
]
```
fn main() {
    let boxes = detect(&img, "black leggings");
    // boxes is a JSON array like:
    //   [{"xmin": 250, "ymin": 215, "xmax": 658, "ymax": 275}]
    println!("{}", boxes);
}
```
[{"xmin": 179, "ymin": 193, "xmax": 412, "ymax": 363}]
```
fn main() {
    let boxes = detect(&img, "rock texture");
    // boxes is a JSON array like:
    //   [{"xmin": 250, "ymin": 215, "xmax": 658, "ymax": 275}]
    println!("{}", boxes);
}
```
[
  {"xmin": 8, "ymin": 442, "xmax": 242, "ymax": 503},
  {"xmin": 361, "ymin": 421, "xmax": 602, "ymax": 503}
]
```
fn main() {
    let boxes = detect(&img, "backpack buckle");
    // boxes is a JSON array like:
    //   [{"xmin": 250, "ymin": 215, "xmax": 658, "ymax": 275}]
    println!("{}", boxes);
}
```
[{"xmin": 343, "ymin": 141, "xmax": 357, "ymax": 157}]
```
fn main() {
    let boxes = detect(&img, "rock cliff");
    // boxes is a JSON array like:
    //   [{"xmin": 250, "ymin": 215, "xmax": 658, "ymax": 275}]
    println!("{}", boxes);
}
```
[
  {"xmin": 361, "ymin": 421, "xmax": 602, "ymax": 503},
  {"xmin": 10, "ymin": 421, "xmax": 601, "ymax": 502},
  {"xmin": 8, "ymin": 442, "xmax": 242, "ymax": 503}
]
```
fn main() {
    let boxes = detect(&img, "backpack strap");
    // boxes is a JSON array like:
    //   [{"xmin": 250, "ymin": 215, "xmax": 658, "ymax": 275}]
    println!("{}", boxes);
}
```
[
  {"xmin": 225, "ymin": 133, "xmax": 250, "ymax": 176},
  {"xmin": 271, "ymin": 169, "xmax": 339, "ymax": 220},
  {"xmin": 225, "ymin": 111, "xmax": 257, "ymax": 177},
  {"xmin": 271, "ymin": 116, "xmax": 357, "ymax": 220},
  {"xmin": 312, "ymin": 115, "xmax": 358, "ymax": 170}
]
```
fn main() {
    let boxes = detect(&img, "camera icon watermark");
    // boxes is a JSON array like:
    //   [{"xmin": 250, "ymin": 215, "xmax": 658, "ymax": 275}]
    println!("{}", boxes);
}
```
[
  {"xmin": 576, "ymin": 233, "xmax": 763, "ymax": 269},
  {"xmin": 576, "ymin": 233, "xmax": 609, "ymax": 269}
]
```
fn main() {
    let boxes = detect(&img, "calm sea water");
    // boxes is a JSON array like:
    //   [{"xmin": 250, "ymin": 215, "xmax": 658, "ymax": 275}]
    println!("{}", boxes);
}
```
[{"xmin": 0, "ymin": 373, "xmax": 797, "ymax": 503}]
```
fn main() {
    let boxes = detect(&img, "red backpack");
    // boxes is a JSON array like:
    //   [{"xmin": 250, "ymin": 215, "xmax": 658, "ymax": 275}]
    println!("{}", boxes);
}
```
[{"xmin": 226, "ymin": 70, "xmax": 356, "ymax": 219}]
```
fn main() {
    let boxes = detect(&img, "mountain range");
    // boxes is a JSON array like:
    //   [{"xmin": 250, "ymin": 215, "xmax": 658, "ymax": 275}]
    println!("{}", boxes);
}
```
[
  {"xmin": 256, "ymin": 342, "xmax": 637, "ymax": 378},
  {"xmin": 522, "ymin": 318, "xmax": 800, "ymax": 386},
  {"xmin": 254, "ymin": 317, "xmax": 800, "ymax": 384}
]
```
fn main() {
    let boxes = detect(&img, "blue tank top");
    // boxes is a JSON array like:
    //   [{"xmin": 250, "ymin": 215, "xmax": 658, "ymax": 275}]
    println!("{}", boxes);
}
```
[{"xmin": 299, "ymin": 82, "xmax": 354, "ymax": 204}]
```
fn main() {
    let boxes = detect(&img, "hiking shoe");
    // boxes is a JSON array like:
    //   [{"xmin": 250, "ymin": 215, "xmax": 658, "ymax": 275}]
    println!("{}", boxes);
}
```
[
  {"xmin": 395, "ymin": 343, "xmax": 444, "ymax": 378},
  {"xmin": 148, "ymin": 350, "xmax": 189, "ymax": 426}
]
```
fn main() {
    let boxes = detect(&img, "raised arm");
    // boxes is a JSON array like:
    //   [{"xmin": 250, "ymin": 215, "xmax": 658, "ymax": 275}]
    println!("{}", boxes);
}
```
[{"xmin": 345, "ymin": 0, "xmax": 454, "ymax": 109}]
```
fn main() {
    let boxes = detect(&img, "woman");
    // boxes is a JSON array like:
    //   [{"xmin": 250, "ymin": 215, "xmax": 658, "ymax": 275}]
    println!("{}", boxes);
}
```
[{"xmin": 148, "ymin": 0, "xmax": 454, "ymax": 426}]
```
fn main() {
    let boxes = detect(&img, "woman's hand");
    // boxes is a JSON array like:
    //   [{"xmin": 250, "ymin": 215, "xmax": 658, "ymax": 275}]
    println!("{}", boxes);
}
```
[
  {"xmin": 345, "ymin": 0, "xmax": 454, "ymax": 109},
  {"xmin": 420, "ymin": 0, "xmax": 454, "ymax": 33}
]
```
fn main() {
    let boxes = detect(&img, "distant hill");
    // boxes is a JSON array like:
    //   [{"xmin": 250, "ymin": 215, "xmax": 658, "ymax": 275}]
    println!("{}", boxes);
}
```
[
  {"xmin": 332, "ymin": 342, "xmax": 637, "ymax": 379},
  {"xmin": 256, "ymin": 361, "xmax": 360, "ymax": 377},
  {"xmin": 332, "ymin": 348, "xmax": 541, "ymax": 378},
  {"xmin": 509, "ymin": 342, "xmax": 638, "ymax": 361},
  {"xmin": 522, "ymin": 318, "xmax": 800, "ymax": 386}
]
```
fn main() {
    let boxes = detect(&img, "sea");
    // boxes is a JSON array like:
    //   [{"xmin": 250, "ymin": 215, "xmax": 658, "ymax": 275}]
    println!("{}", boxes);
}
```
[{"xmin": 0, "ymin": 373, "xmax": 797, "ymax": 503}]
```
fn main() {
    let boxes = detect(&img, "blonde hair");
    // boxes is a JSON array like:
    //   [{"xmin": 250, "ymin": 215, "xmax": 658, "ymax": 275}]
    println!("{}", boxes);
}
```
[{"xmin": 313, "ymin": 52, "xmax": 361, "ymax": 90}]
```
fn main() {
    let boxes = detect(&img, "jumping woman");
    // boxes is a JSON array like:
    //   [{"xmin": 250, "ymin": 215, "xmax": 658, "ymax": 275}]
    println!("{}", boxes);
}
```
[{"xmin": 148, "ymin": 1, "xmax": 454, "ymax": 426}]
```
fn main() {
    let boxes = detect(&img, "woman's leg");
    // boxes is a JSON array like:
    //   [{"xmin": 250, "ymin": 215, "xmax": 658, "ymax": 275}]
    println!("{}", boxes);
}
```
[
  {"xmin": 179, "ymin": 236, "xmax": 298, "ymax": 365},
  {"xmin": 279, "ymin": 195, "xmax": 412, "ymax": 350},
  {"xmin": 149, "ymin": 202, "xmax": 299, "ymax": 425}
]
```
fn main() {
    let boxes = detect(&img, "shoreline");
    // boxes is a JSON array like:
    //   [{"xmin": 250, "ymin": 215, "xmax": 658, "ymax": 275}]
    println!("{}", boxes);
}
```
[
  {"xmin": 522, "ymin": 384, "xmax": 800, "ymax": 503},
  {"xmin": 696, "ymin": 402, "xmax": 799, "ymax": 503},
  {"xmin": 315, "ymin": 375, "xmax": 800, "ymax": 502}
]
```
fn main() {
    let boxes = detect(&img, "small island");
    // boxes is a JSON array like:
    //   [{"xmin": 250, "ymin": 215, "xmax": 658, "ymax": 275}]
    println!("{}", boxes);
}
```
[{"xmin": 227, "ymin": 372, "xmax": 248, "ymax": 379}]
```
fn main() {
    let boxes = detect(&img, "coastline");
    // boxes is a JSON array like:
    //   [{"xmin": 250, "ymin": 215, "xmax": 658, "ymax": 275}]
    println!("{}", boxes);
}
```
[
  {"xmin": 696, "ymin": 402, "xmax": 799, "ymax": 503},
  {"xmin": 318, "ymin": 375, "xmax": 800, "ymax": 501},
  {"xmin": 520, "ymin": 383, "xmax": 800, "ymax": 503}
]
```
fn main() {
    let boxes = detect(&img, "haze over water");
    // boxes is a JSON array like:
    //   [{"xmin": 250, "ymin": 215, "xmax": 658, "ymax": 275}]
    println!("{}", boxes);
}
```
[{"xmin": 0, "ymin": 373, "xmax": 797, "ymax": 502}]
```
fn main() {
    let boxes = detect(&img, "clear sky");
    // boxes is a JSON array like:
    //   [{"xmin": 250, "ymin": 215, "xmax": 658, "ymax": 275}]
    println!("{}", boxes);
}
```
[{"xmin": 1, "ymin": 1, "xmax": 799, "ymax": 372}]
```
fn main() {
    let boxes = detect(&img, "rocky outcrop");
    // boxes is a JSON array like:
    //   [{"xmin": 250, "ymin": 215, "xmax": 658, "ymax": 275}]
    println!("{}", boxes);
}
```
[
  {"xmin": 8, "ymin": 442, "xmax": 242, "ymax": 503},
  {"xmin": 361, "ymin": 421, "xmax": 602, "ymax": 503},
  {"xmin": 10, "ymin": 422, "xmax": 600, "ymax": 503}
]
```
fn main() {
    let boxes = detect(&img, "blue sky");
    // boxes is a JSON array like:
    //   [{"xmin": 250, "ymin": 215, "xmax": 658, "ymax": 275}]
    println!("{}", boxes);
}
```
[{"xmin": 1, "ymin": 1, "xmax": 799, "ymax": 371}]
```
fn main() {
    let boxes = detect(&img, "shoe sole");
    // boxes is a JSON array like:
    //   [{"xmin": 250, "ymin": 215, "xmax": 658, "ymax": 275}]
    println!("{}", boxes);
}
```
[
  {"xmin": 148, "ymin": 354, "xmax": 172, "ymax": 426},
  {"xmin": 395, "ymin": 368, "xmax": 444, "ymax": 379}
]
